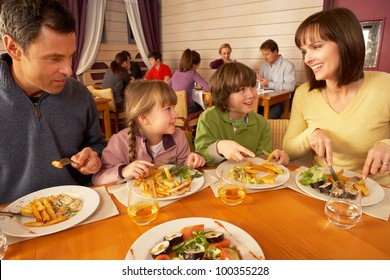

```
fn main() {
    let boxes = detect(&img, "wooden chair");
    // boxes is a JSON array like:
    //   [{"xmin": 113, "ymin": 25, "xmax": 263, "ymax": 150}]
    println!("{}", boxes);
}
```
[
  {"xmin": 87, "ymin": 86, "xmax": 126, "ymax": 133},
  {"xmin": 202, "ymin": 91, "xmax": 213, "ymax": 108}
]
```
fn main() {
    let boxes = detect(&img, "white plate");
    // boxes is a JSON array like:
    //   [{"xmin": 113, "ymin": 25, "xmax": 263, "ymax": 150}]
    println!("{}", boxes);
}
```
[
  {"xmin": 0, "ymin": 185, "xmax": 100, "ymax": 237},
  {"xmin": 295, "ymin": 168, "xmax": 385, "ymax": 206},
  {"xmin": 126, "ymin": 217, "xmax": 265, "ymax": 260},
  {"xmin": 132, "ymin": 165, "xmax": 205, "ymax": 201},
  {"xmin": 216, "ymin": 158, "xmax": 290, "ymax": 190}
]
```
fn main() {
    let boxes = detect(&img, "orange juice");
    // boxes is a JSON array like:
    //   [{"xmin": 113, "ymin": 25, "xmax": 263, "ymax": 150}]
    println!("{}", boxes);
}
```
[
  {"xmin": 127, "ymin": 201, "xmax": 159, "ymax": 225},
  {"xmin": 218, "ymin": 184, "xmax": 247, "ymax": 205}
]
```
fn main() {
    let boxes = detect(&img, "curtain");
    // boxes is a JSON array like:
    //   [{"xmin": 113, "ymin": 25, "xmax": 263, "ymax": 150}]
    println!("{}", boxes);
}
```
[
  {"xmin": 124, "ymin": 0, "xmax": 151, "ymax": 68},
  {"xmin": 60, "ymin": 0, "xmax": 88, "ymax": 77},
  {"xmin": 138, "ymin": 0, "xmax": 160, "ymax": 52},
  {"xmin": 75, "ymin": 0, "xmax": 107, "ymax": 77},
  {"xmin": 323, "ymin": 0, "xmax": 333, "ymax": 9}
]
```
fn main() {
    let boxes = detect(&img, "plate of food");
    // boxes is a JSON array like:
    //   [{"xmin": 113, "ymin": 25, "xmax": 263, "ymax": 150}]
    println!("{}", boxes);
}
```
[
  {"xmin": 126, "ymin": 217, "xmax": 265, "ymax": 260},
  {"xmin": 0, "ymin": 185, "xmax": 100, "ymax": 237},
  {"xmin": 216, "ymin": 158, "xmax": 290, "ymax": 190},
  {"xmin": 295, "ymin": 166, "xmax": 385, "ymax": 206},
  {"xmin": 132, "ymin": 164, "xmax": 204, "ymax": 201}
]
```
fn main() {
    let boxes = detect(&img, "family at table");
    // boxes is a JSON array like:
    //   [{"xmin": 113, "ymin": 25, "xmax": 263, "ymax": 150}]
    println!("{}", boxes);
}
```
[{"xmin": 0, "ymin": 0, "xmax": 389, "ymax": 237}]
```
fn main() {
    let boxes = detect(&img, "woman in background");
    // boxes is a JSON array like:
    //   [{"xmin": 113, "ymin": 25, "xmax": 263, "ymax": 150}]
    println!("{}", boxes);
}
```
[
  {"xmin": 209, "ymin": 43, "xmax": 234, "ymax": 69},
  {"xmin": 168, "ymin": 48, "xmax": 210, "ymax": 113},
  {"xmin": 283, "ymin": 7, "xmax": 390, "ymax": 185},
  {"xmin": 102, "ymin": 52, "xmax": 131, "ymax": 110}
]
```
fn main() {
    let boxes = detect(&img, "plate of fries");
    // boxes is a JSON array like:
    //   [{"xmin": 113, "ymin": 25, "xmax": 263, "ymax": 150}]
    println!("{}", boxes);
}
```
[
  {"xmin": 295, "ymin": 167, "xmax": 385, "ymax": 206},
  {"xmin": 131, "ymin": 165, "xmax": 205, "ymax": 201},
  {"xmin": 0, "ymin": 185, "xmax": 100, "ymax": 237},
  {"xmin": 216, "ymin": 158, "xmax": 290, "ymax": 190}
]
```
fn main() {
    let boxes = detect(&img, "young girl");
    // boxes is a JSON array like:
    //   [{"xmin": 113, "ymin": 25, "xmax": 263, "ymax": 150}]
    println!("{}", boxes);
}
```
[
  {"xmin": 195, "ymin": 62, "xmax": 289, "ymax": 166},
  {"xmin": 93, "ymin": 80, "xmax": 205, "ymax": 184}
]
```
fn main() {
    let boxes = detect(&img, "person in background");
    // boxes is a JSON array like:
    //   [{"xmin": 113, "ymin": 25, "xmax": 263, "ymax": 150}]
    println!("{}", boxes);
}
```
[
  {"xmin": 122, "ymin": 50, "xmax": 143, "ymax": 80},
  {"xmin": 102, "ymin": 52, "xmax": 131, "ymax": 110},
  {"xmin": 283, "ymin": 7, "xmax": 390, "ymax": 185},
  {"xmin": 258, "ymin": 39, "xmax": 296, "ymax": 119},
  {"xmin": 144, "ymin": 51, "xmax": 172, "ymax": 83},
  {"xmin": 209, "ymin": 43, "xmax": 234, "ymax": 70},
  {"xmin": 93, "ymin": 80, "xmax": 205, "ymax": 184},
  {"xmin": 195, "ymin": 62, "xmax": 289, "ymax": 166},
  {"xmin": 0, "ymin": 0, "xmax": 106, "ymax": 204},
  {"xmin": 168, "ymin": 48, "xmax": 210, "ymax": 114}
]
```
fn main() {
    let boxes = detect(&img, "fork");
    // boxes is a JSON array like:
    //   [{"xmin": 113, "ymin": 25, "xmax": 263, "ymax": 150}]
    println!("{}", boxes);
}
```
[
  {"xmin": 51, "ymin": 158, "xmax": 74, "ymax": 168},
  {"xmin": 344, "ymin": 176, "xmax": 363, "ymax": 190}
]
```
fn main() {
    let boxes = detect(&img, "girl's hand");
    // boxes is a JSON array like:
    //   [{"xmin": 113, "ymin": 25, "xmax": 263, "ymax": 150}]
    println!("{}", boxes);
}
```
[
  {"xmin": 122, "ymin": 160, "xmax": 154, "ymax": 179},
  {"xmin": 186, "ymin": 153, "xmax": 206, "ymax": 168},
  {"xmin": 217, "ymin": 140, "xmax": 255, "ymax": 162},
  {"xmin": 268, "ymin": 149, "xmax": 289, "ymax": 166},
  {"xmin": 362, "ymin": 142, "xmax": 390, "ymax": 179},
  {"xmin": 309, "ymin": 128, "xmax": 333, "ymax": 164}
]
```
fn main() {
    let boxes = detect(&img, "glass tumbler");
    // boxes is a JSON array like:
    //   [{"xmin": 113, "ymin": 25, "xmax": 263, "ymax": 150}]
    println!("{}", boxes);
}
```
[
  {"xmin": 127, "ymin": 180, "xmax": 159, "ymax": 225},
  {"xmin": 217, "ymin": 171, "xmax": 247, "ymax": 206},
  {"xmin": 0, "ymin": 228, "xmax": 8, "ymax": 260},
  {"xmin": 324, "ymin": 185, "xmax": 362, "ymax": 229}
]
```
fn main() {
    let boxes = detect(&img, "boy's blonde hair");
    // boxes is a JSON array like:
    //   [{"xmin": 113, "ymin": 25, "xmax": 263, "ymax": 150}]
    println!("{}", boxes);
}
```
[
  {"xmin": 124, "ymin": 80, "xmax": 177, "ymax": 162},
  {"xmin": 209, "ymin": 62, "xmax": 257, "ymax": 112}
]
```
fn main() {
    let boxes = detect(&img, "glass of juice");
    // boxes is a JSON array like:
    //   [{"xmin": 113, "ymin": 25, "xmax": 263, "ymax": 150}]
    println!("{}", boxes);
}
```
[
  {"xmin": 217, "ymin": 171, "xmax": 247, "ymax": 206},
  {"xmin": 127, "ymin": 180, "xmax": 159, "ymax": 225}
]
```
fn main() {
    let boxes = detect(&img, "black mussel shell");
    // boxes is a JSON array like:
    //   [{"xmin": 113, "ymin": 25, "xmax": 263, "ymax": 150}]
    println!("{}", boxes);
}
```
[{"xmin": 310, "ymin": 180, "xmax": 325, "ymax": 188}]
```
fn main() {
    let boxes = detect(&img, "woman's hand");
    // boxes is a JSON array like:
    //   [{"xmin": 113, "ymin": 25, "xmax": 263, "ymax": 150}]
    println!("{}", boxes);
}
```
[
  {"xmin": 217, "ymin": 140, "xmax": 255, "ymax": 162},
  {"xmin": 309, "ymin": 128, "xmax": 333, "ymax": 164},
  {"xmin": 268, "ymin": 149, "xmax": 289, "ymax": 166},
  {"xmin": 71, "ymin": 147, "xmax": 102, "ymax": 175},
  {"xmin": 362, "ymin": 142, "xmax": 390, "ymax": 179},
  {"xmin": 186, "ymin": 153, "xmax": 206, "ymax": 168},
  {"xmin": 121, "ymin": 160, "xmax": 154, "ymax": 179}
]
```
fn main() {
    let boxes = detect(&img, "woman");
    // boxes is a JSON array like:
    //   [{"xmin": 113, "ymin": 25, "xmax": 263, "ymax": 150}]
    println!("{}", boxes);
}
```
[
  {"xmin": 209, "ymin": 43, "xmax": 234, "ymax": 69},
  {"xmin": 283, "ymin": 7, "xmax": 390, "ymax": 185},
  {"xmin": 102, "ymin": 52, "xmax": 131, "ymax": 110},
  {"xmin": 168, "ymin": 48, "xmax": 210, "ymax": 113}
]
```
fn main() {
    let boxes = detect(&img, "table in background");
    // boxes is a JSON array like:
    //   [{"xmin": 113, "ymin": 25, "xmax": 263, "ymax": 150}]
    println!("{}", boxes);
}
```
[
  {"xmin": 3, "ymin": 167, "xmax": 390, "ymax": 260},
  {"xmin": 94, "ymin": 97, "xmax": 112, "ymax": 140},
  {"xmin": 258, "ymin": 90, "xmax": 291, "ymax": 119}
]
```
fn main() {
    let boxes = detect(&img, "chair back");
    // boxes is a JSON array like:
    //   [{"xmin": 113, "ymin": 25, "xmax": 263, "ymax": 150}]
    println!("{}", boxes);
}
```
[
  {"xmin": 82, "ymin": 62, "xmax": 109, "ymax": 86},
  {"xmin": 175, "ymin": 91, "xmax": 188, "ymax": 125},
  {"xmin": 87, "ymin": 86, "xmax": 117, "ymax": 113},
  {"xmin": 268, "ymin": 119, "xmax": 289, "ymax": 150}
]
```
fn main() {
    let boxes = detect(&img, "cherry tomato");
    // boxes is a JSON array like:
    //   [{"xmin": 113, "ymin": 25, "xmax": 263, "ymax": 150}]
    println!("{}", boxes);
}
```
[{"xmin": 155, "ymin": 254, "xmax": 171, "ymax": 260}]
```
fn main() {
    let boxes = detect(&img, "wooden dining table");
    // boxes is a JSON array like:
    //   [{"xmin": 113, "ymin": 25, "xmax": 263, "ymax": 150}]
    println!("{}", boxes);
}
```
[
  {"xmin": 258, "ymin": 90, "xmax": 291, "ymax": 119},
  {"xmin": 3, "ymin": 166, "xmax": 390, "ymax": 260}
]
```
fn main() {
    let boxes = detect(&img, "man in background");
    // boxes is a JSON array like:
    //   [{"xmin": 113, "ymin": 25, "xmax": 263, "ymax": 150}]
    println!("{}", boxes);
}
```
[{"xmin": 258, "ymin": 39, "xmax": 296, "ymax": 119}]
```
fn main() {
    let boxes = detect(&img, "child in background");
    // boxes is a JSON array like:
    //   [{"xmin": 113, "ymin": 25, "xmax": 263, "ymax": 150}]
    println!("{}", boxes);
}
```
[
  {"xmin": 195, "ymin": 62, "xmax": 289, "ymax": 166},
  {"xmin": 93, "ymin": 80, "xmax": 205, "ymax": 184}
]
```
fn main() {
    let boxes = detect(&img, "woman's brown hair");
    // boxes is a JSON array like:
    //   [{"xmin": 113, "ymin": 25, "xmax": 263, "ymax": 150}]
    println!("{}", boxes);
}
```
[
  {"xmin": 295, "ymin": 7, "xmax": 365, "ymax": 90},
  {"xmin": 124, "ymin": 80, "xmax": 177, "ymax": 162},
  {"xmin": 209, "ymin": 61, "xmax": 256, "ymax": 112}
]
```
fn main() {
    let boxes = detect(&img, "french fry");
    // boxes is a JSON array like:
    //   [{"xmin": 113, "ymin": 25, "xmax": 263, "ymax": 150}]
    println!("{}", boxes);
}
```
[
  {"xmin": 43, "ymin": 198, "xmax": 57, "ymax": 220},
  {"xmin": 164, "ymin": 167, "xmax": 173, "ymax": 182},
  {"xmin": 30, "ymin": 203, "xmax": 43, "ymax": 222}
]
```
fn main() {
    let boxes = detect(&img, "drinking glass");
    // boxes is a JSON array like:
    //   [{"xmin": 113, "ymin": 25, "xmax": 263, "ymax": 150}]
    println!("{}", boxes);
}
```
[
  {"xmin": 127, "ymin": 180, "xmax": 159, "ymax": 225},
  {"xmin": 217, "ymin": 171, "xmax": 247, "ymax": 206},
  {"xmin": 256, "ymin": 79, "xmax": 264, "ymax": 95},
  {"xmin": 324, "ymin": 185, "xmax": 362, "ymax": 229},
  {"xmin": 0, "ymin": 228, "xmax": 8, "ymax": 260}
]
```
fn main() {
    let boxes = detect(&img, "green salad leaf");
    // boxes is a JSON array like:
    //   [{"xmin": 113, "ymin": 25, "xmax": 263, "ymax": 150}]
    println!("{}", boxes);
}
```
[{"xmin": 299, "ymin": 166, "xmax": 327, "ymax": 186}]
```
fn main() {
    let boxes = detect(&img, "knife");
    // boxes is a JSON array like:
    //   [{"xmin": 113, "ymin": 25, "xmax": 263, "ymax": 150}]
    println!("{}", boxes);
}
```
[
  {"xmin": 324, "ymin": 157, "xmax": 343, "ymax": 189},
  {"xmin": 0, "ymin": 210, "xmax": 23, "ymax": 216}
]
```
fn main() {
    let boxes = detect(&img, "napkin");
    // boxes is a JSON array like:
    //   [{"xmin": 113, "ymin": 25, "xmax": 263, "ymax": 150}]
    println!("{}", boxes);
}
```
[
  {"xmin": 205, "ymin": 169, "xmax": 287, "ymax": 198},
  {"xmin": 288, "ymin": 167, "xmax": 390, "ymax": 221},
  {"xmin": 108, "ymin": 172, "xmax": 218, "ymax": 208},
  {"xmin": 6, "ymin": 187, "xmax": 119, "ymax": 245}
]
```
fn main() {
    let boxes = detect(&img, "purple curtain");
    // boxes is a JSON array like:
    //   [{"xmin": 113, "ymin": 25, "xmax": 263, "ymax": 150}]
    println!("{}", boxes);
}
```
[
  {"xmin": 60, "ymin": 0, "xmax": 88, "ymax": 77},
  {"xmin": 138, "ymin": 0, "xmax": 160, "ymax": 52},
  {"xmin": 323, "ymin": 0, "xmax": 333, "ymax": 9}
]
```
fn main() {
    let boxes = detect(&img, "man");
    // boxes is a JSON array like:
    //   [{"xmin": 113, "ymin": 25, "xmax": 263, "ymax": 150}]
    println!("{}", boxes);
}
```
[
  {"xmin": 0, "ymin": 0, "xmax": 107, "ymax": 204},
  {"xmin": 144, "ymin": 51, "xmax": 172, "ymax": 82},
  {"xmin": 259, "ymin": 39, "xmax": 296, "ymax": 119}
]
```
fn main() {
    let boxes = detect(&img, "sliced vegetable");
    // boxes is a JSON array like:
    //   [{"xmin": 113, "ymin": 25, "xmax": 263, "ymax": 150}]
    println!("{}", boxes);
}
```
[{"xmin": 181, "ymin": 224, "xmax": 204, "ymax": 240}]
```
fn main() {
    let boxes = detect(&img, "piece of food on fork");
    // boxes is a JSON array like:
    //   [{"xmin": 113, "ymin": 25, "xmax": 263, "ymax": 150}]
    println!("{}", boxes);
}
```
[{"xmin": 51, "ymin": 158, "xmax": 74, "ymax": 168}]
